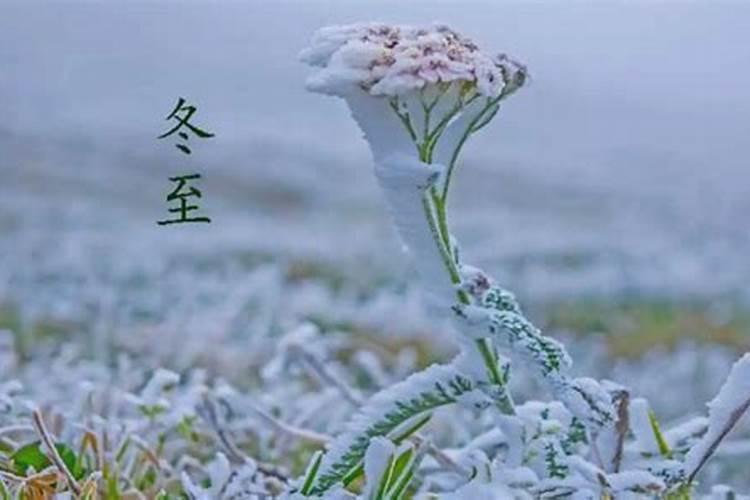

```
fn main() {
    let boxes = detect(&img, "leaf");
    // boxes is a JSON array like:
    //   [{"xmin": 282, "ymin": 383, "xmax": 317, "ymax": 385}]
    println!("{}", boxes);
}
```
[
  {"xmin": 300, "ymin": 450, "xmax": 324, "ymax": 495},
  {"xmin": 388, "ymin": 447, "xmax": 414, "ymax": 491},
  {"xmin": 685, "ymin": 353, "xmax": 750, "ymax": 482},
  {"xmin": 11, "ymin": 441, "xmax": 86, "ymax": 479},
  {"xmin": 0, "ymin": 478, "xmax": 9, "ymax": 500},
  {"xmin": 647, "ymin": 411, "xmax": 672, "ymax": 458},
  {"xmin": 12, "ymin": 441, "xmax": 48, "ymax": 475}
]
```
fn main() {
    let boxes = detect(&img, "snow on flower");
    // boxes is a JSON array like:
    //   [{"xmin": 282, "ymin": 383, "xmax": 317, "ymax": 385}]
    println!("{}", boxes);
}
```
[{"xmin": 300, "ymin": 23, "xmax": 525, "ymax": 99}]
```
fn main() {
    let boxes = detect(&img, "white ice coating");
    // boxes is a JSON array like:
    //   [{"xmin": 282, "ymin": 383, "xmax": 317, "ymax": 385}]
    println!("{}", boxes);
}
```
[
  {"xmin": 452, "ymin": 301, "xmax": 614, "ymax": 429},
  {"xmin": 300, "ymin": 23, "xmax": 524, "ymax": 99},
  {"xmin": 664, "ymin": 417, "xmax": 709, "ymax": 449},
  {"xmin": 373, "ymin": 153, "xmax": 456, "ymax": 305},
  {"xmin": 628, "ymin": 397, "xmax": 661, "ymax": 455},
  {"xmin": 181, "ymin": 452, "xmax": 260, "ymax": 500},
  {"xmin": 313, "ymin": 363, "xmax": 477, "ymax": 492},
  {"xmin": 606, "ymin": 470, "xmax": 665, "ymax": 493},
  {"xmin": 362, "ymin": 437, "xmax": 396, "ymax": 498},
  {"xmin": 124, "ymin": 367, "xmax": 180, "ymax": 408},
  {"xmin": 684, "ymin": 353, "xmax": 750, "ymax": 478},
  {"xmin": 345, "ymin": 90, "xmax": 416, "ymax": 164}
]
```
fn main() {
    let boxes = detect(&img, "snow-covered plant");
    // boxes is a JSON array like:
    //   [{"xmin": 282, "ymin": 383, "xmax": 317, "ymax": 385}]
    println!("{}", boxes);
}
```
[
  {"xmin": 0, "ymin": 20, "xmax": 748, "ymax": 500},
  {"xmin": 295, "ymin": 22, "xmax": 750, "ymax": 499}
]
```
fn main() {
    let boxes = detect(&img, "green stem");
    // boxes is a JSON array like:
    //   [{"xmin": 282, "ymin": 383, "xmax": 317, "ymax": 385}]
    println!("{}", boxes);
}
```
[
  {"xmin": 440, "ymin": 89, "xmax": 511, "ymax": 204},
  {"xmin": 392, "ymin": 96, "xmax": 514, "ymax": 416},
  {"xmin": 430, "ymin": 187, "xmax": 451, "ymax": 255},
  {"xmin": 389, "ymin": 97, "xmax": 417, "ymax": 144},
  {"xmin": 420, "ymin": 191, "xmax": 461, "ymax": 287}
]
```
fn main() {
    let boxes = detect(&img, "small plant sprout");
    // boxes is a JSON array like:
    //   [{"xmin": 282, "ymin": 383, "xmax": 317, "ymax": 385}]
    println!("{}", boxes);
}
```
[{"xmin": 298, "ymin": 22, "xmax": 750, "ymax": 499}]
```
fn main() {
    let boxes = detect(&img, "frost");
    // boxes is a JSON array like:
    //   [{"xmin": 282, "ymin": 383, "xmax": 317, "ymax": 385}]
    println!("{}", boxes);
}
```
[
  {"xmin": 434, "ymin": 478, "xmax": 515, "ymax": 500},
  {"xmin": 629, "ymin": 397, "xmax": 661, "ymax": 455},
  {"xmin": 309, "ymin": 364, "xmax": 476, "ymax": 495},
  {"xmin": 607, "ymin": 470, "xmax": 665, "ymax": 493},
  {"xmin": 373, "ymin": 153, "xmax": 455, "ymax": 305},
  {"xmin": 684, "ymin": 353, "xmax": 750, "ymax": 481},
  {"xmin": 124, "ymin": 367, "xmax": 180, "ymax": 411},
  {"xmin": 181, "ymin": 453, "xmax": 265, "ymax": 499},
  {"xmin": 362, "ymin": 437, "xmax": 395, "ymax": 498},
  {"xmin": 300, "ymin": 23, "xmax": 525, "ymax": 99}
]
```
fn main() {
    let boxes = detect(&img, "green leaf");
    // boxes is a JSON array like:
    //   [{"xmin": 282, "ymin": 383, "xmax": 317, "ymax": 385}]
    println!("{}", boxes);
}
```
[
  {"xmin": 0, "ymin": 478, "xmax": 9, "ymax": 500},
  {"xmin": 387, "ymin": 449, "xmax": 421, "ymax": 500},
  {"xmin": 648, "ymin": 410, "xmax": 672, "ymax": 458},
  {"xmin": 12, "ymin": 441, "xmax": 48, "ymax": 475},
  {"xmin": 11, "ymin": 441, "xmax": 85, "ymax": 479},
  {"xmin": 300, "ymin": 450, "xmax": 324, "ymax": 495},
  {"xmin": 374, "ymin": 455, "xmax": 395, "ymax": 500},
  {"xmin": 388, "ymin": 447, "xmax": 414, "ymax": 492}
]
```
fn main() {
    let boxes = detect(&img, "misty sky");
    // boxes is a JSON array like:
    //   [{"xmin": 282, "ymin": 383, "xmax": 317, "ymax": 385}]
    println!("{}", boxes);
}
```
[{"xmin": 1, "ymin": 1, "xmax": 749, "ymax": 298}]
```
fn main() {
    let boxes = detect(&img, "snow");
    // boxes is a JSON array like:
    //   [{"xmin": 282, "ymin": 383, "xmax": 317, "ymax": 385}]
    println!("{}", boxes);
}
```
[
  {"xmin": 684, "ymin": 353, "xmax": 750, "ymax": 479},
  {"xmin": 300, "ymin": 23, "xmax": 525, "ymax": 99}
]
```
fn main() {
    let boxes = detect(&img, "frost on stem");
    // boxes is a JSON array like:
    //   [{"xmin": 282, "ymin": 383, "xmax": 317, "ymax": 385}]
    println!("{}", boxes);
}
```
[
  {"xmin": 300, "ymin": 22, "xmax": 526, "ymax": 306},
  {"xmin": 455, "ymin": 268, "xmax": 615, "ymax": 431},
  {"xmin": 373, "ymin": 153, "xmax": 455, "ymax": 306}
]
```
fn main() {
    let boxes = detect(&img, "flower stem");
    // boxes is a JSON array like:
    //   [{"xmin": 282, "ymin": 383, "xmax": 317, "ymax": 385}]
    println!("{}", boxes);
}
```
[{"xmin": 398, "ymin": 102, "xmax": 515, "ymax": 416}]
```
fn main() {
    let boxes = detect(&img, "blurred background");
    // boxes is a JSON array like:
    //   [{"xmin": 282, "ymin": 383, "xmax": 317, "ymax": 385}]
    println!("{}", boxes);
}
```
[{"xmin": 1, "ymin": 0, "xmax": 749, "ymax": 417}]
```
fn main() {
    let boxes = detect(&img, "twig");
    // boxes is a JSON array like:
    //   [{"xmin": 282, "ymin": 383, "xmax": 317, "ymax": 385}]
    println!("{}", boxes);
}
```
[
  {"xmin": 31, "ymin": 409, "xmax": 81, "ymax": 496},
  {"xmin": 247, "ymin": 401, "xmax": 331, "ymax": 446},
  {"xmin": 688, "ymin": 395, "xmax": 750, "ymax": 483},
  {"xmin": 199, "ymin": 397, "xmax": 290, "ymax": 483},
  {"xmin": 290, "ymin": 344, "xmax": 362, "ymax": 407},
  {"xmin": 611, "ymin": 389, "xmax": 630, "ymax": 472}
]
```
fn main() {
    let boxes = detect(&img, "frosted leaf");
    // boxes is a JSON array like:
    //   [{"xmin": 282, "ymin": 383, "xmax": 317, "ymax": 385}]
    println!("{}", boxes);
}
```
[
  {"xmin": 664, "ymin": 417, "xmax": 708, "ymax": 452},
  {"xmin": 434, "ymin": 477, "xmax": 516, "ymax": 500},
  {"xmin": 606, "ymin": 470, "xmax": 665, "ymax": 494},
  {"xmin": 124, "ymin": 368, "xmax": 180, "ymax": 409},
  {"xmin": 452, "ymin": 304, "xmax": 572, "ymax": 376},
  {"xmin": 455, "ymin": 388, "xmax": 494, "ymax": 411},
  {"xmin": 557, "ymin": 377, "xmax": 615, "ymax": 431},
  {"xmin": 182, "ymin": 453, "xmax": 262, "ymax": 500},
  {"xmin": 261, "ymin": 323, "xmax": 321, "ymax": 381},
  {"xmin": 362, "ymin": 437, "xmax": 395, "ymax": 498},
  {"xmin": 684, "ymin": 353, "xmax": 750, "ymax": 481},
  {"xmin": 182, "ymin": 453, "xmax": 232, "ymax": 500},
  {"xmin": 565, "ymin": 456, "xmax": 606, "ymax": 485},
  {"xmin": 309, "ymin": 364, "xmax": 476, "ymax": 495},
  {"xmin": 628, "ymin": 397, "xmax": 661, "ymax": 455},
  {"xmin": 495, "ymin": 414, "xmax": 526, "ymax": 467}
]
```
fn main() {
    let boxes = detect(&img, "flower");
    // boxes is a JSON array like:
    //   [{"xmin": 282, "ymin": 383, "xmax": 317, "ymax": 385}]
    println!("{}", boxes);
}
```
[{"xmin": 300, "ymin": 23, "xmax": 526, "ymax": 99}]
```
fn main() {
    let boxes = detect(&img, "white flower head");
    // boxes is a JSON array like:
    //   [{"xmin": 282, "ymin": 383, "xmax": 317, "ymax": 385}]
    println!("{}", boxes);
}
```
[
  {"xmin": 300, "ymin": 22, "xmax": 526, "ymax": 99},
  {"xmin": 301, "ymin": 22, "xmax": 527, "ymax": 170}
]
